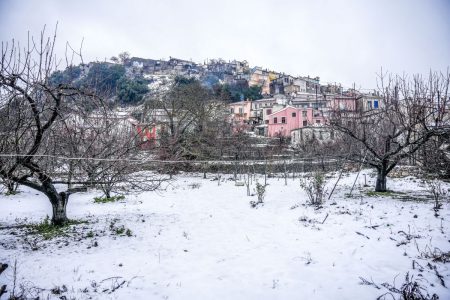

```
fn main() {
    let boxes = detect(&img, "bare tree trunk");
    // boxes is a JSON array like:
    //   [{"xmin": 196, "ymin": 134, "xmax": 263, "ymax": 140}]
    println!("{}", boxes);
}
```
[
  {"xmin": 47, "ymin": 190, "xmax": 69, "ymax": 226},
  {"xmin": 104, "ymin": 187, "xmax": 112, "ymax": 199},
  {"xmin": 6, "ymin": 180, "xmax": 18, "ymax": 194},
  {"xmin": 67, "ymin": 161, "xmax": 74, "ymax": 189},
  {"xmin": 264, "ymin": 158, "xmax": 267, "ymax": 186},
  {"xmin": 375, "ymin": 167, "xmax": 387, "ymax": 192}
]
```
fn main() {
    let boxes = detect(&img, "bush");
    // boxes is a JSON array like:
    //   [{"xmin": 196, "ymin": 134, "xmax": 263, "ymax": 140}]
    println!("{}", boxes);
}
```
[
  {"xmin": 28, "ymin": 216, "xmax": 87, "ymax": 240},
  {"xmin": 366, "ymin": 272, "xmax": 439, "ymax": 300},
  {"xmin": 112, "ymin": 225, "xmax": 132, "ymax": 237},
  {"xmin": 256, "ymin": 182, "xmax": 266, "ymax": 203},
  {"xmin": 250, "ymin": 182, "xmax": 266, "ymax": 208},
  {"xmin": 299, "ymin": 172, "xmax": 328, "ymax": 206},
  {"xmin": 426, "ymin": 178, "xmax": 448, "ymax": 210},
  {"xmin": 94, "ymin": 195, "xmax": 125, "ymax": 203}
]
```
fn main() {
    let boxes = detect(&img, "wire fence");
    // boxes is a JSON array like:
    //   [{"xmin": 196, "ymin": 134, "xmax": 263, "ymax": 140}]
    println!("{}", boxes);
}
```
[{"xmin": 0, "ymin": 152, "xmax": 349, "ymax": 178}]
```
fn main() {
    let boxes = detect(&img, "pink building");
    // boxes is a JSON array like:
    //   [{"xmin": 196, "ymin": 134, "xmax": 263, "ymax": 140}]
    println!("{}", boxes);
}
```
[
  {"xmin": 267, "ymin": 106, "xmax": 326, "ymax": 137},
  {"xmin": 328, "ymin": 95, "xmax": 357, "ymax": 111},
  {"xmin": 229, "ymin": 100, "xmax": 252, "ymax": 121},
  {"xmin": 228, "ymin": 100, "xmax": 253, "ymax": 131}
]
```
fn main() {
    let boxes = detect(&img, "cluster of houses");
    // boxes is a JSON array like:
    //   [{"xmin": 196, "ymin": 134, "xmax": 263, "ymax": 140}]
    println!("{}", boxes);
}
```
[
  {"xmin": 120, "ymin": 56, "xmax": 382, "ymax": 146},
  {"xmin": 228, "ymin": 90, "xmax": 380, "ymax": 144}
]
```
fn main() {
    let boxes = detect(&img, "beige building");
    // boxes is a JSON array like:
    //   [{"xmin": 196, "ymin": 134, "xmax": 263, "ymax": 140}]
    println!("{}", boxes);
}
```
[{"xmin": 248, "ymin": 67, "xmax": 271, "ymax": 95}]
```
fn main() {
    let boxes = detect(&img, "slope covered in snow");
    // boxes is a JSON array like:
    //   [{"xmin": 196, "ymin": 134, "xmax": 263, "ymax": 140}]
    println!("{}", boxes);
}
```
[{"xmin": 0, "ymin": 170, "xmax": 449, "ymax": 299}]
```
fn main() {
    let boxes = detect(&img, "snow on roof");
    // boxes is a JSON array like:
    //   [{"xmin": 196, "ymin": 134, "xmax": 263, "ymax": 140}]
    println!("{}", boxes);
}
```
[{"xmin": 266, "ymin": 105, "xmax": 298, "ymax": 117}]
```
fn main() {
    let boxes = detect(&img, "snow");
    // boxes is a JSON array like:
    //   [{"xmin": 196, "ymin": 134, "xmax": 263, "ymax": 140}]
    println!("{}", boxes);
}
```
[{"xmin": 1, "ymin": 170, "xmax": 449, "ymax": 299}]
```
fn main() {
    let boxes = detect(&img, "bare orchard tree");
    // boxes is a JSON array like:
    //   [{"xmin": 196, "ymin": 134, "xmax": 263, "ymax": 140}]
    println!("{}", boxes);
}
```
[
  {"xmin": 143, "ymin": 76, "xmax": 231, "ymax": 163},
  {"xmin": 417, "ymin": 130, "xmax": 450, "ymax": 178},
  {"xmin": 67, "ymin": 111, "xmax": 166, "ymax": 200},
  {"xmin": 0, "ymin": 27, "xmax": 90, "ymax": 224},
  {"xmin": 329, "ymin": 71, "xmax": 449, "ymax": 192},
  {"xmin": 0, "ymin": 27, "xmax": 163, "ymax": 224}
]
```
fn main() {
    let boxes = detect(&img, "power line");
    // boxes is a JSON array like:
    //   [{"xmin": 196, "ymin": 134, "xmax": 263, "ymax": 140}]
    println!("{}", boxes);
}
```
[{"xmin": 0, "ymin": 153, "xmax": 338, "ymax": 164}]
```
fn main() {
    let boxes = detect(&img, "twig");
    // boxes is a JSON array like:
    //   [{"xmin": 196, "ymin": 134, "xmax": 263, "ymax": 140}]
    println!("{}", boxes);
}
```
[
  {"xmin": 366, "ymin": 225, "xmax": 380, "ymax": 230},
  {"xmin": 376, "ymin": 292, "xmax": 396, "ymax": 300},
  {"xmin": 349, "ymin": 151, "xmax": 368, "ymax": 197},
  {"xmin": 356, "ymin": 231, "xmax": 370, "ymax": 239},
  {"xmin": 321, "ymin": 213, "xmax": 329, "ymax": 224},
  {"xmin": 359, "ymin": 276, "xmax": 381, "ymax": 289},
  {"xmin": 100, "ymin": 276, "xmax": 122, "ymax": 283}
]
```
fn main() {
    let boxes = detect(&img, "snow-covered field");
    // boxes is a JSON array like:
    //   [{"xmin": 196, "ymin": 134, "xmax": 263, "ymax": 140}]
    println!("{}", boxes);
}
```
[{"xmin": 1, "ymin": 170, "xmax": 449, "ymax": 299}]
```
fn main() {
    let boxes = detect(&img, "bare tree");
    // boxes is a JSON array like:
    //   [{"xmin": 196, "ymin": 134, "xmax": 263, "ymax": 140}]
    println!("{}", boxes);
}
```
[
  {"xmin": 0, "ymin": 27, "xmax": 92, "ymax": 224},
  {"xmin": 329, "ymin": 71, "xmax": 449, "ymax": 192},
  {"xmin": 0, "ymin": 27, "xmax": 162, "ymax": 224},
  {"xmin": 69, "ymin": 112, "xmax": 166, "ymax": 199},
  {"xmin": 144, "ymin": 76, "xmax": 231, "ymax": 163},
  {"xmin": 417, "ymin": 132, "xmax": 450, "ymax": 178}
]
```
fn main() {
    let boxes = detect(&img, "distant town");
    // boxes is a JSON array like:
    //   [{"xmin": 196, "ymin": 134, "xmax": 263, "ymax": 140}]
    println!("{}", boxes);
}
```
[{"xmin": 111, "ymin": 55, "xmax": 381, "ymax": 145}]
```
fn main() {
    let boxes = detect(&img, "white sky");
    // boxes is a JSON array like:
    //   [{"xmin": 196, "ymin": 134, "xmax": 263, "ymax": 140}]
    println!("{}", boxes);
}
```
[{"xmin": 1, "ymin": 0, "xmax": 449, "ymax": 89}]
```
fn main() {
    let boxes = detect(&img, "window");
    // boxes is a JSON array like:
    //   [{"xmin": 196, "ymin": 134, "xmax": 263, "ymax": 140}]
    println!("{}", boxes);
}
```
[
  {"xmin": 274, "ymin": 117, "xmax": 278, "ymax": 124},
  {"xmin": 265, "ymin": 120, "xmax": 269, "ymax": 124},
  {"xmin": 239, "ymin": 107, "xmax": 243, "ymax": 114},
  {"xmin": 367, "ymin": 101, "xmax": 372, "ymax": 109},
  {"xmin": 374, "ymin": 100, "xmax": 379, "ymax": 108},
  {"xmin": 292, "ymin": 112, "xmax": 296, "ymax": 117},
  {"xmin": 281, "ymin": 117, "xmax": 286, "ymax": 124},
  {"xmin": 316, "ymin": 120, "xmax": 321, "ymax": 124},
  {"xmin": 267, "ymin": 109, "xmax": 272, "ymax": 115},
  {"xmin": 303, "ymin": 120, "xmax": 308, "ymax": 126},
  {"xmin": 302, "ymin": 111, "xmax": 307, "ymax": 117},
  {"xmin": 230, "ymin": 108, "xmax": 234, "ymax": 114}
]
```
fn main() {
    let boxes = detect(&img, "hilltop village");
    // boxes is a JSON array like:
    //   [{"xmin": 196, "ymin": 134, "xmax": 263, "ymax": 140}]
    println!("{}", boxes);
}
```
[{"xmin": 113, "ymin": 56, "xmax": 381, "ymax": 146}]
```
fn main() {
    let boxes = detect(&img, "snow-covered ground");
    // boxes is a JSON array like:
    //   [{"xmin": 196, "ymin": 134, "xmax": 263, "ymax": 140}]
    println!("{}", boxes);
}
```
[{"xmin": 0, "ymin": 170, "xmax": 449, "ymax": 299}]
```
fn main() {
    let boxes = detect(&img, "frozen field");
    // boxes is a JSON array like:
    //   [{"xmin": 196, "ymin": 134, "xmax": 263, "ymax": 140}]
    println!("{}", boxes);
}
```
[{"xmin": 0, "ymin": 170, "xmax": 449, "ymax": 299}]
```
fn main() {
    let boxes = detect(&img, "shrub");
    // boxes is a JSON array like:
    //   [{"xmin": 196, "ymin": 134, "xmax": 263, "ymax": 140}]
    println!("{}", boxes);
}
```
[
  {"xmin": 373, "ymin": 272, "xmax": 439, "ymax": 300},
  {"xmin": 256, "ymin": 182, "xmax": 266, "ymax": 203},
  {"xmin": 109, "ymin": 220, "xmax": 132, "ymax": 237},
  {"xmin": 250, "ymin": 182, "xmax": 266, "ymax": 208},
  {"xmin": 426, "ymin": 178, "xmax": 448, "ymax": 210},
  {"xmin": 113, "ymin": 226, "xmax": 132, "ymax": 237},
  {"xmin": 299, "ymin": 172, "xmax": 328, "ymax": 206},
  {"xmin": 115, "ymin": 226, "xmax": 125, "ymax": 235},
  {"xmin": 188, "ymin": 183, "xmax": 201, "ymax": 189},
  {"xmin": 28, "ymin": 216, "xmax": 86, "ymax": 240},
  {"xmin": 94, "ymin": 195, "xmax": 125, "ymax": 204}
]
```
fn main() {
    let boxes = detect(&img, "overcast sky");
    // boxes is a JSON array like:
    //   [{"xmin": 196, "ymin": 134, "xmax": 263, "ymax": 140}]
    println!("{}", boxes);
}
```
[{"xmin": 1, "ymin": 0, "xmax": 449, "ymax": 89}]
